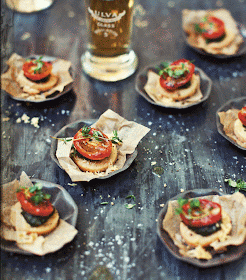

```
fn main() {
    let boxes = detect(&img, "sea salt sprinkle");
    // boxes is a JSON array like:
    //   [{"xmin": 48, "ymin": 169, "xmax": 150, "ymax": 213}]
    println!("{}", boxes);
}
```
[{"xmin": 78, "ymin": 233, "xmax": 139, "ymax": 279}]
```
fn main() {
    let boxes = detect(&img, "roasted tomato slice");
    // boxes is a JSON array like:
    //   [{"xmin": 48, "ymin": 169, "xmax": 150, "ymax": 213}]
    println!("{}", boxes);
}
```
[
  {"xmin": 179, "ymin": 199, "xmax": 222, "ymax": 228},
  {"xmin": 22, "ymin": 57, "xmax": 52, "ymax": 81},
  {"xmin": 16, "ymin": 186, "xmax": 54, "ymax": 217},
  {"xmin": 198, "ymin": 16, "xmax": 225, "ymax": 40},
  {"xmin": 159, "ymin": 59, "xmax": 195, "ymax": 91},
  {"xmin": 73, "ymin": 127, "xmax": 112, "ymax": 161},
  {"xmin": 238, "ymin": 106, "xmax": 246, "ymax": 126}
]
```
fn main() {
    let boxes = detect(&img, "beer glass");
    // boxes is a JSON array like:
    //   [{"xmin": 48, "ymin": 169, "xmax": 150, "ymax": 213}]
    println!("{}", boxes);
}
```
[{"xmin": 81, "ymin": 0, "xmax": 138, "ymax": 82}]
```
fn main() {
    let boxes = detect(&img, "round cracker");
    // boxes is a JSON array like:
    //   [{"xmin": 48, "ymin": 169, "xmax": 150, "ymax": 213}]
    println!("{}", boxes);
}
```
[
  {"xmin": 72, "ymin": 144, "xmax": 118, "ymax": 173},
  {"xmin": 10, "ymin": 202, "xmax": 59, "ymax": 236},
  {"xmin": 180, "ymin": 210, "xmax": 232, "ymax": 247},
  {"xmin": 234, "ymin": 118, "xmax": 246, "ymax": 143},
  {"xmin": 16, "ymin": 70, "xmax": 58, "ymax": 93},
  {"xmin": 160, "ymin": 74, "xmax": 200, "ymax": 101}
]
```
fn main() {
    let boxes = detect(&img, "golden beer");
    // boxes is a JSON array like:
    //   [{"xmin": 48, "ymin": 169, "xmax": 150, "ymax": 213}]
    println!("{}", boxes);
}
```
[
  {"xmin": 86, "ymin": 0, "xmax": 134, "ymax": 56},
  {"xmin": 82, "ymin": 0, "xmax": 138, "ymax": 81}
]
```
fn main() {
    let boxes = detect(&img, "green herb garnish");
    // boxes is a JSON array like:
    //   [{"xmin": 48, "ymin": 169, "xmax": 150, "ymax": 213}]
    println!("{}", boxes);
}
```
[
  {"xmin": 33, "ymin": 56, "xmax": 44, "ymax": 74},
  {"xmin": 51, "ymin": 125, "xmax": 123, "ymax": 145},
  {"xmin": 30, "ymin": 184, "xmax": 51, "ymax": 205},
  {"xmin": 126, "ymin": 195, "xmax": 136, "ymax": 201},
  {"xmin": 100, "ymin": 202, "xmax": 109, "ymax": 205},
  {"xmin": 194, "ymin": 23, "xmax": 205, "ymax": 34},
  {"xmin": 175, "ymin": 197, "xmax": 200, "ymax": 215},
  {"xmin": 157, "ymin": 61, "xmax": 190, "ymax": 79},
  {"xmin": 17, "ymin": 183, "xmax": 51, "ymax": 205},
  {"xmin": 111, "ymin": 130, "xmax": 122, "ymax": 144},
  {"xmin": 225, "ymin": 178, "xmax": 246, "ymax": 192},
  {"xmin": 175, "ymin": 197, "xmax": 188, "ymax": 214}
]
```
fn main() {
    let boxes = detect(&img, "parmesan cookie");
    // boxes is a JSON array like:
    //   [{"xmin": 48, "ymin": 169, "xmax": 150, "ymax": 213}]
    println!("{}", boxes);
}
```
[
  {"xmin": 234, "ymin": 119, "xmax": 246, "ymax": 143},
  {"xmin": 159, "ymin": 73, "xmax": 200, "ymax": 101},
  {"xmin": 180, "ymin": 210, "xmax": 232, "ymax": 247},
  {"xmin": 72, "ymin": 144, "xmax": 118, "ymax": 173},
  {"xmin": 10, "ymin": 202, "xmax": 59, "ymax": 236},
  {"xmin": 16, "ymin": 70, "xmax": 58, "ymax": 94}
]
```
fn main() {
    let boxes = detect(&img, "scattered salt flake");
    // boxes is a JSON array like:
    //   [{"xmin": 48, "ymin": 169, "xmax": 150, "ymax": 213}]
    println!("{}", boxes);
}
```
[
  {"xmin": 31, "ymin": 117, "xmax": 40, "ymax": 128},
  {"xmin": 151, "ymin": 161, "xmax": 157, "ymax": 166},
  {"xmin": 2, "ymin": 117, "xmax": 10, "ymax": 122},
  {"xmin": 79, "ymin": 19, "xmax": 85, "ymax": 26},
  {"xmin": 84, "ymin": 251, "xmax": 90, "ymax": 255},
  {"xmin": 21, "ymin": 32, "xmax": 31, "ymax": 41},
  {"xmin": 167, "ymin": 1, "xmax": 175, "ymax": 7},
  {"xmin": 106, "ymin": 262, "xmax": 114, "ymax": 269},
  {"xmin": 68, "ymin": 10, "xmax": 75, "ymax": 18},
  {"xmin": 124, "ymin": 256, "xmax": 130, "ymax": 263},
  {"xmin": 21, "ymin": 114, "xmax": 30, "ymax": 123},
  {"xmin": 49, "ymin": 35, "xmax": 55, "ymax": 41},
  {"xmin": 45, "ymin": 267, "xmax": 51, "ymax": 273},
  {"xmin": 135, "ymin": 19, "xmax": 149, "ymax": 28}
]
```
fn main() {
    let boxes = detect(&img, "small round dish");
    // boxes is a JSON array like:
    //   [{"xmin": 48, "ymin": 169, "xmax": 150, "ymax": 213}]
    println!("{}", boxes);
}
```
[
  {"xmin": 50, "ymin": 119, "xmax": 138, "ymax": 180},
  {"xmin": 157, "ymin": 188, "xmax": 246, "ymax": 268},
  {"xmin": 135, "ymin": 62, "xmax": 212, "ymax": 109},
  {"xmin": 0, "ymin": 178, "xmax": 78, "ymax": 255},
  {"xmin": 183, "ymin": 23, "xmax": 246, "ymax": 59},
  {"xmin": 2, "ymin": 54, "xmax": 74, "ymax": 103},
  {"xmin": 216, "ymin": 96, "xmax": 246, "ymax": 151}
]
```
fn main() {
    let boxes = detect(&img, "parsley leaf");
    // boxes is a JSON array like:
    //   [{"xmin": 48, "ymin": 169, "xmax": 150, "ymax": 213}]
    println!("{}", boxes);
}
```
[
  {"xmin": 175, "ymin": 197, "xmax": 200, "ymax": 215},
  {"xmin": 33, "ymin": 56, "xmax": 44, "ymax": 74},
  {"xmin": 100, "ymin": 202, "xmax": 109, "ymax": 205},
  {"xmin": 126, "ymin": 195, "xmax": 136, "ymax": 201},
  {"xmin": 125, "ymin": 203, "xmax": 136, "ymax": 209},
  {"xmin": 189, "ymin": 198, "xmax": 200, "ymax": 208},
  {"xmin": 111, "ymin": 130, "xmax": 122, "ymax": 144},
  {"xmin": 125, "ymin": 194, "xmax": 136, "ymax": 209},
  {"xmin": 175, "ymin": 197, "xmax": 188, "ymax": 214}
]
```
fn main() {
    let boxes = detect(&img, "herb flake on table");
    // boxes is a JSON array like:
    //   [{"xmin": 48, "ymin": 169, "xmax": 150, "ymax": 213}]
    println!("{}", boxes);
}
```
[
  {"xmin": 225, "ymin": 178, "xmax": 246, "ymax": 192},
  {"xmin": 125, "ymin": 194, "xmax": 136, "ymax": 209}
]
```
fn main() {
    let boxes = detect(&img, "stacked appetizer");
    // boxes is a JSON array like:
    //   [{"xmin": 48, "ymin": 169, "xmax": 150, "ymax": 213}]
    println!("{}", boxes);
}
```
[
  {"xmin": 11, "ymin": 183, "xmax": 59, "ymax": 238},
  {"xmin": 17, "ymin": 56, "xmax": 58, "ymax": 95},
  {"xmin": 71, "ymin": 125, "xmax": 121, "ymax": 173},
  {"xmin": 54, "ymin": 109, "xmax": 150, "ymax": 182},
  {"xmin": 182, "ymin": 9, "xmax": 243, "ymax": 55},
  {"xmin": 177, "ymin": 198, "xmax": 231, "ymax": 249},
  {"xmin": 1, "ymin": 172, "xmax": 77, "ymax": 255},
  {"xmin": 144, "ymin": 59, "xmax": 204, "ymax": 107},
  {"xmin": 1, "ymin": 53, "xmax": 73, "ymax": 101},
  {"xmin": 218, "ymin": 106, "xmax": 246, "ymax": 149},
  {"xmin": 162, "ymin": 192, "xmax": 246, "ymax": 260}
]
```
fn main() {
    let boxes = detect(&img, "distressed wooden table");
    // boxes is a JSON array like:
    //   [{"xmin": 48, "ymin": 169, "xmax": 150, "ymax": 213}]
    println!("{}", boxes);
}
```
[{"xmin": 1, "ymin": 0, "xmax": 246, "ymax": 279}]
